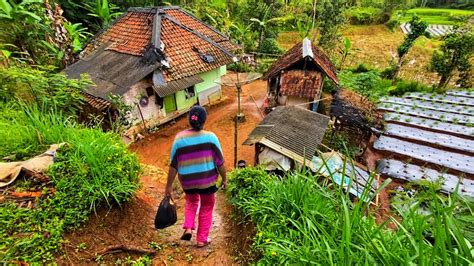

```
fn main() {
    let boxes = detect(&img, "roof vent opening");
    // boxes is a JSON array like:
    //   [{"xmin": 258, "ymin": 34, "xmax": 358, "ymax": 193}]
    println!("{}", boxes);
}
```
[{"xmin": 192, "ymin": 46, "xmax": 215, "ymax": 64}]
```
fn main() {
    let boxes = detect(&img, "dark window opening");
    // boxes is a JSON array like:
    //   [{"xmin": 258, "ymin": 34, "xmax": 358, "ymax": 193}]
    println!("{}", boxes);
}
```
[
  {"xmin": 184, "ymin": 86, "xmax": 195, "ymax": 99},
  {"xmin": 146, "ymin": 87, "xmax": 154, "ymax": 97},
  {"xmin": 155, "ymin": 94, "xmax": 164, "ymax": 107}
]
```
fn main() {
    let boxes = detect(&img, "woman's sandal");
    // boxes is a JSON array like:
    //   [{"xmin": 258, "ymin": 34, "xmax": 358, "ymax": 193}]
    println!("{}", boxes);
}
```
[
  {"xmin": 196, "ymin": 241, "xmax": 211, "ymax": 248},
  {"xmin": 180, "ymin": 230, "xmax": 192, "ymax": 241}
]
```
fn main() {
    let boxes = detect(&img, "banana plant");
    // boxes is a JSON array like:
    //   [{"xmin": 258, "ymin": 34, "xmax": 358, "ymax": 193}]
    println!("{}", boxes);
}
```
[
  {"xmin": 338, "ymin": 37, "xmax": 352, "ymax": 70},
  {"xmin": 296, "ymin": 18, "xmax": 312, "ymax": 40},
  {"xmin": 231, "ymin": 22, "xmax": 253, "ymax": 53},
  {"xmin": 0, "ymin": 0, "xmax": 43, "ymax": 23},
  {"xmin": 64, "ymin": 21, "xmax": 92, "ymax": 53},
  {"xmin": 83, "ymin": 0, "xmax": 121, "ymax": 29},
  {"xmin": 250, "ymin": 5, "xmax": 292, "ymax": 52}
]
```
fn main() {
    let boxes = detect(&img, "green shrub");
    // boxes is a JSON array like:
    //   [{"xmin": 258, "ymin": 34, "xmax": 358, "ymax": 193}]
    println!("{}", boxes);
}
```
[
  {"xmin": 386, "ymin": 18, "xmax": 400, "ymax": 31},
  {"xmin": 258, "ymin": 38, "xmax": 283, "ymax": 55},
  {"xmin": 351, "ymin": 63, "xmax": 371, "ymax": 73},
  {"xmin": 227, "ymin": 62, "xmax": 252, "ymax": 73},
  {"xmin": 389, "ymin": 80, "xmax": 432, "ymax": 96},
  {"xmin": 380, "ymin": 64, "xmax": 397, "ymax": 79},
  {"xmin": 346, "ymin": 7, "xmax": 386, "ymax": 25},
  {"xmin": 255, "ymin": 58, "xmax": 276, "ymax": 74},
  {"xmin": 0, "ymin": 66, "xmax": 91, "ymax": 117},
  {"xmin": 229, "ymin": 168, "xmax": 474, "ymax": 264},
  {"xmin": 0, "ymin": 106, "xmax": 140, "ymax": 262}
]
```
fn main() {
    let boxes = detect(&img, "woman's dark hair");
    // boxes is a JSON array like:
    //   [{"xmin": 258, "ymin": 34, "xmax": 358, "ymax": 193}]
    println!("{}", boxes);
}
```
[{"xmin": 188, "ymin": 105, "xmax": 207, "ymax": 130}]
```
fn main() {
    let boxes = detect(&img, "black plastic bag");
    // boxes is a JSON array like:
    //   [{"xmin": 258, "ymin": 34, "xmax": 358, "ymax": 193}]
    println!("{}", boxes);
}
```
[{"xmin": 154, "ymin": 196, "xmax": 177, "ymax": 229}]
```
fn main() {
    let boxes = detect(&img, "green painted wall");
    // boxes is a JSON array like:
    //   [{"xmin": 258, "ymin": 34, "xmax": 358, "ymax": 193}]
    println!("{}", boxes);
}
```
[
  {"xmin": 175, "ymin": 90, "xmax": 197, "ymax": 110},
  {"xmin": 195, "ymin": 66, "xmax": 226, "ymax": 93},
  {"xmin": 172, "ymin": 66, "xmax": 227, "ymax": 110},
  {"xmin": 174, "ymin": 66, "xmax": 226, "ymax": 111}
]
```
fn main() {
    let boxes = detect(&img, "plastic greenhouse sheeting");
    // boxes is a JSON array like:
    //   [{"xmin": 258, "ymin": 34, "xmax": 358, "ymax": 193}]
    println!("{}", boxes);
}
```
[
  {"xmin": 374, "ymin": 136, "xmax": 473, "ymax": 174},
  {"xmin": 378, "ymin": 103, "xmax": 472, "ymax": 124},
  {"xmin": 379, "ymin": 97, "xmax": 474, "ymax": 116},
  {"xmin": 383, "ymin": 113, "xmax": 474, "ymax": 137},
  {"xmin": 384, "ymin": 123, "xmax": 474, "ymax": 153},
  {"xmin": 377, "ymin": 159, "xmax": 474, "ymax": 198}
]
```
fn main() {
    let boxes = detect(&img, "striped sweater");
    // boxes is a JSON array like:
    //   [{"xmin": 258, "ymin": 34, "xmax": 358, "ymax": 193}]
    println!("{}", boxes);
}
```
[{"xmin": 170, "ymin": 129, "xmax": 224, "ymax": 194}]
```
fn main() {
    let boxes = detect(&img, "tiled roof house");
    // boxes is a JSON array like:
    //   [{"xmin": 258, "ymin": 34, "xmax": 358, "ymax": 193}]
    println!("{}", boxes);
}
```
[
  {"xmin": 65, "ymin": 6, "xmax": 238, "ymax": 129},
  {"xmin": 263, "ymin": 38, "xmax": 338, "ymax": 112}
]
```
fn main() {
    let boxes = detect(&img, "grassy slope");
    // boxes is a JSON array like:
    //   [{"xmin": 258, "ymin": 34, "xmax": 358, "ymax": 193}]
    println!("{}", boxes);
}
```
[
  {"xmin": 278, "ymin": 25, "xmax": 442, "ymax": 85},
  {"xmin": 394, "ymin": 8, "xmax": 474, "ymax": 25}
]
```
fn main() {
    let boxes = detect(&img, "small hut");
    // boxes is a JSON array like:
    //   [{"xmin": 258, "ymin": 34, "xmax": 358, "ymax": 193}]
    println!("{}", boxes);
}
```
[
  {"xmin": 243, "ymin": 106, "xmax": 329, "ymax": 172},
  {"xmin": 262, "ymin": 38, "xmax": 339, "ymax": 112}
]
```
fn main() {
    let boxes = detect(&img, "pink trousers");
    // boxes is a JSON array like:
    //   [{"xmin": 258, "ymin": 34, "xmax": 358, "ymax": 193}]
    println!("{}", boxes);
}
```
[{"xmin": 183, "ymin": 193, "xmax": 215, "ymax": 243}]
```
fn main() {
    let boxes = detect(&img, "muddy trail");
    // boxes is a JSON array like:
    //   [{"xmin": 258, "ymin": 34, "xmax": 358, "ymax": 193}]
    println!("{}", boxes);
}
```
[{"xmin": 58, "ymin": 81, "xmax": 267, "ymax": 265}]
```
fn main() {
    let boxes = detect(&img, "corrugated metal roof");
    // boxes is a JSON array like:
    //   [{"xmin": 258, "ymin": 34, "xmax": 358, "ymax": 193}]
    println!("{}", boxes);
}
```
[
  {"xmin": 153, "ymin": 75, "xmax": 203, "ymax": 97},
  {"xmin": 64, "ymin": 45, "xmax": 160, "ymax": 98},
  {"xmin": 243, "ymin": 106, "xmax": 329, "ymax": 162},
  {"xmin": 374, "ymin": 90, "xmax": 474, "ymax": 192}
]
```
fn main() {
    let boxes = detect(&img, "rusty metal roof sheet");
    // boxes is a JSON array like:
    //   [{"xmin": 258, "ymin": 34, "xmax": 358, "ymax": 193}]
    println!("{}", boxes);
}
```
[
  {"xmin": 374, "ymin": 90, "xmax": 474, "ymax": 189},
  {"xmin": 262, "ymin": 38, "xmax": 338, "ymax": 85},
  {"xmin": 153, "ymin": 75, "xmax": 203, "ymax": 97},
  {"xmin": 279, "ymin": 70, "xmax": 323, "ymax": 99},
  {"xmin": 244, "ymin": 106, "xmax": 329, "ymax": 162},
  {"xmin": 64, "ymin": 45, "xmax": 160, "ymax": 98}
]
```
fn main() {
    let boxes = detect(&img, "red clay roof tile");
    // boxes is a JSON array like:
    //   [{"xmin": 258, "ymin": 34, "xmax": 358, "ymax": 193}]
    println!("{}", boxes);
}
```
[{"xmin": 82, "ymin": 7, "xmax": 237, "ymax": 83}]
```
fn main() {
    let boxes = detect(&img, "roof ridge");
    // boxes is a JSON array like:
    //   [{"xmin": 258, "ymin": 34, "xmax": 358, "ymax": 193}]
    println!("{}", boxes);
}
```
[
  {"xmin": 162, "ymin": 15, "xmax": 237, "ymax": 60},
  {"xmin": 177, "ymin": 8, "xmax": 230, "ymax": 41},
  {"xmin": 128, "ymin": 7, "xmax": 231, "ymax": 42},
  {"xmin": 127, "ymin": 6, "xmax": 180, "ymax": 12}
]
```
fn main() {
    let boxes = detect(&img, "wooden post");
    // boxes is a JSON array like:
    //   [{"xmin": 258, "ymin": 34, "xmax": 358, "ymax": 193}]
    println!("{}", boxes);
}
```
[
  {"xmin": 136, "ymin": 103, "xmax": 148, "ymax": 133},
  {"xmin": 234, "ymin": 112, "xmax": 238, "ymax": 167}
]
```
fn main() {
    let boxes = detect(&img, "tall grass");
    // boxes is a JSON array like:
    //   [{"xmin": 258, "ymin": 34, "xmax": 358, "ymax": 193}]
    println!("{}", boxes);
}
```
[
  {"xmin": 228, "ymin": 167, "xmax": 474, "ymax": 264},
  {"xmin": 0, "ymin": 105, "xmax": 141, "ymax": 262}
]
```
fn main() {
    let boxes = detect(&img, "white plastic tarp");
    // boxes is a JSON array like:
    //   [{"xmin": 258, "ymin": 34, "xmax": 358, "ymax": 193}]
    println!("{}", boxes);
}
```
[{"xmin": 258, "ymin": 147, "xmax": 292, "ymax": 171}]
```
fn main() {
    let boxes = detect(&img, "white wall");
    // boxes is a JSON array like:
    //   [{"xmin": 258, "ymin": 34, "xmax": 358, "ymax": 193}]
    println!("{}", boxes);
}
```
[{"xmin": 123, "ymin": 79, "xmax": 165, "ymax": 125}]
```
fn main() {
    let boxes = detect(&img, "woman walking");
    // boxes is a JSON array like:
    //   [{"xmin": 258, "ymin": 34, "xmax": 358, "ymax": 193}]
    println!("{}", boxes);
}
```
[{"xmin": 165, "ymin": 105, "xmax": 227, "ymax": 247}]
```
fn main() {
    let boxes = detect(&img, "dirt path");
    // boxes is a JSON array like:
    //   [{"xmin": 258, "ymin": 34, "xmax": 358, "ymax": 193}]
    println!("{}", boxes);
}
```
[
  {"xmin": 58, "ymin": 78, "xmax": 267, "ymax": 265},
  {"xmin": 132, "ymin": 80, "xmax": 267, "ymax": 171}
]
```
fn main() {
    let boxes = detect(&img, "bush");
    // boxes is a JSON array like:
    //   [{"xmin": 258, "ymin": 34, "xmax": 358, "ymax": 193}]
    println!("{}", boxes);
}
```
[
  {"xmin": 229, "ymin": 168, "xmax": 474, "ymax": 264},
  {"xmin": 339, "ymin": 70, "xmax": 395, "ymax": 102},
  {"xmin": 0, "ymin": 106, "xmax": 141, "ymax": 262},
  {"xmin": 380, "ymin": 63, "xmax": 397, "ymax": 79},
  {"xmin": 258, "ymin": 38, "xmax": 283, "ymax": 55},
  {"xmin": 346, "ymin": 7, "xmax": 387, "ymax": 25},
  {"xmin": 255, "ymin": 57, "xmax": 276, "ymax": 74},
  {"xmin": 227, "ymin": 62, "xmax": 252, "ymax": 73},
  {"xmin": 351, "ymin": 63, "xmax": 371, "ymax": 73},
  {"xmin": 389, "ymin": 80, "xmax": 432, "ymax": 96},
  {"xmin": 386, "ymin": 18, "xmax": 400, "ymax": 31},
  {"xmin": 0, "ymin": 66, "xmax": 91, "ymax": 117}
]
